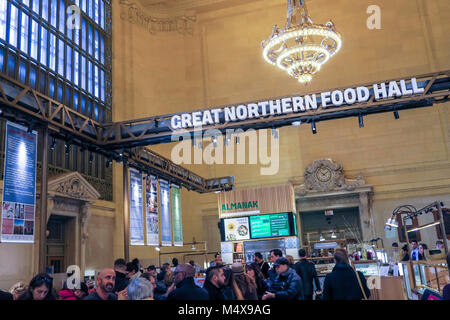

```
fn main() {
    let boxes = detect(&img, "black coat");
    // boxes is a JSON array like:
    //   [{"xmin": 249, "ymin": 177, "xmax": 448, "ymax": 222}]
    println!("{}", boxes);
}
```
[
  {"xmin": 257, "ymin": 261, "xmax": 270, "ymax": 279},
  {"xmin": 167, "ymin": 277, "xmax": 209, "ymax": 301},
  {"xmin": 203, "ymin": 281, "xmax": 227, "ymax": 300},
  {"xmin": 269, "ymin": 268, "xmax": 304, "ymax": 300},
  {"xmin": 294, "ymin": 259, "xmax": 321, "ymax": 296},
  {"xmin": 0, "ymin": 290, "xmax": 13, "ymax": 300},
  {"xmin": 113, "ymin": 271, "xmax": 129, "ymax": 293},
  {"xmin": 323, "ymin": 263, "xmax": 371, "ymax": 300}
]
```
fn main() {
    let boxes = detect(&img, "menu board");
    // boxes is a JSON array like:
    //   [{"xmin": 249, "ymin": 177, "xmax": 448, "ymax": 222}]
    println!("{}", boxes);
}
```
[
  {"xmin": 224, "ymin": 217, "xmax": 250, "ymax": 241},
  {"xmin": 250, "ymin": 213, "xmax": 290, "ymax": 239}
]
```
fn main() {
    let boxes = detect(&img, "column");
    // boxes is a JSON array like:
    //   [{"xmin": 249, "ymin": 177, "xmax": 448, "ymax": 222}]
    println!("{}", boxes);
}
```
[{"xmin": 80, "ymin": 203, "xmax": 92, "ymax": 278}]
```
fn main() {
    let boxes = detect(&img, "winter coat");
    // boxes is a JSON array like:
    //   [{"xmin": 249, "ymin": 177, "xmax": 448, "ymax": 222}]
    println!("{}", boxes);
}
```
[
  {"xmin": 322, "ymin": 263, "xmax": 371, "ymax": 300},
  {"xmin": 113, "ymin": 271, "xmax": 129, "ymax": 293},
  {"xmin": 203, "ymin": 281, "xmax": 227, "ymax": 300},
  {"xmin": 58, "ymin": 289, "xmax": 78, "ymax": 300},
  {"xmin": 294, "ymin": 259, "xmax": 321, "ymax": 296},
  {"xmin": 167, "ymin": 277, "xmax": 209, "ymax": 300},
  {"xmin": 269, "ymin": 267, "xmax": 304, "ymax": 300}
]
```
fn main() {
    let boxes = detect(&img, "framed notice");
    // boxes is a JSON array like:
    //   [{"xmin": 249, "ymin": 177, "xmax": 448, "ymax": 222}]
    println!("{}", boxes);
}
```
[
  {"xmin": 160, "ymin": 179, "xmax": 172, "ymax": 246},
  {"xmin": 145, "ymin": 175, "xmax": 159, "ymax": 246},
  {"xmin": 1, "ymin": 122, "xmax": 37, "ymax": 243},
  {"xmin": 129, "ymin": 168, "xmax": 144, "ymax": 245}
]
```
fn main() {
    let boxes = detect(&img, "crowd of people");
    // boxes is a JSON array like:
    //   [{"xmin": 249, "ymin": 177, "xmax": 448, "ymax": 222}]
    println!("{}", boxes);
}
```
[
  {"xmin": 392, "ymin": 240, "xmax": 445, "ymax": 262},
  {"xmin": 0, "ymin": 247, "xmax": 448, "ymax": 300}
]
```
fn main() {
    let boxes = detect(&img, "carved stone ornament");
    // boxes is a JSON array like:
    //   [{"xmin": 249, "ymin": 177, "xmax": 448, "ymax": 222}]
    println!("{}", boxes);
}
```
[
  {"xmin": 297, "ymin": 159, "xmax": 366, "ymax": 195},
  {"xmin": 48, "ymin": 172, "xmax": 101, "ymax": 202}
]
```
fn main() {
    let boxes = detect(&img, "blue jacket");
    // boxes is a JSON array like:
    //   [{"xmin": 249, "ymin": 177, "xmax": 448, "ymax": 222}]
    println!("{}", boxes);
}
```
[
  {"xmin": 323, "ymin": 263, "xmax": 371, "ymax": 300},
  {"xmin": 167, "ymin": 277, "xmax": 209, "ymax": 301},
  {"xmin": 269, "ymin": 267, "xmax": 304, "ymax": 300}
]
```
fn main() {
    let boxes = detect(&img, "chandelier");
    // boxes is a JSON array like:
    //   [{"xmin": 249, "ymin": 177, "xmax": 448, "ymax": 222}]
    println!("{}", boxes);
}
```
[{"xmin": 262, "ymin": 0, "xmax": 342, "ymax": 84}]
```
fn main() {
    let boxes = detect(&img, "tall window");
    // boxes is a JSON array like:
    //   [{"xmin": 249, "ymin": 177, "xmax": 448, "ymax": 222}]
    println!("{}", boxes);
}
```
[{"xmin": 0, "ymin": 0, "xmax": 112, "ymax": 198}]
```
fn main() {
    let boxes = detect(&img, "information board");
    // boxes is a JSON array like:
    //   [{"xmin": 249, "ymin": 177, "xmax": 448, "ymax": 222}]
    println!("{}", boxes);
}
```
[
  {"xmin": 250, "ymin": 213, "xmax": 290, "ymax": 239},
  {"xmin": 1, "ymin": 122, "xmax": 37, "ymax": 243},
  {"xmin": 129, "ymin": 168, "xmax": 144, "ymax": 245}
]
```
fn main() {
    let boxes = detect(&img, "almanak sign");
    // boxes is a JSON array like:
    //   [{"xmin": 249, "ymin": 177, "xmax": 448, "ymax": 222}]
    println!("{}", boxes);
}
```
[
  {"xmin": 218, "ymin": 184, "xmax": 295, "ymax": 218},
  {"xmin": 171, "ymin": 77, "xmax": 425, "ymax": 129}
]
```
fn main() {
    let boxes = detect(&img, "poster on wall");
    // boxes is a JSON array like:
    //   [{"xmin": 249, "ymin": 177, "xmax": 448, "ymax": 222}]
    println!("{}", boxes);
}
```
[
  {"xmin": 224, "ymin": 217, "xmax": 250, "ymax": 241},
  {"xmin": 145, "ymin": 175, "xmax": 159, "ymax": 246},
  {"xmin": 160, "ymin": 179, "xmax": 172, "ymax": 246},
  {"xmin": 1, "ymin": 122, "xmax": 37, "ymax": 243},
  {"xmin": 171, "ymin": 185, "xmax": 183, "ymax": 246},
  {"xmin": 129, "ymin": 168, "xmax": 144, "ymax": 245}
]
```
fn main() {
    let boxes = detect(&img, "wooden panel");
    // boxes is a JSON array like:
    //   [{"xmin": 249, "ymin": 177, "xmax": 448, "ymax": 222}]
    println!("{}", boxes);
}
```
[{"xmin": 218, "ymin": 184, "xmax": 295, "ymax": 216}]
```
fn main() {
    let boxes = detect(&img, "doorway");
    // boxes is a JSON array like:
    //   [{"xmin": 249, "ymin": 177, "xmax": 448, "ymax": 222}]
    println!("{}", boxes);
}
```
[{"xmin": 47, "ymin": 215, "xmax": 73, "ymax": 274}]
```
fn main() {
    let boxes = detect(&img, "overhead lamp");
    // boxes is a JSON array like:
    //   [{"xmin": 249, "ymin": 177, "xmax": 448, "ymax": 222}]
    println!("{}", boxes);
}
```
[
  {"xmin": 394, "ymin": 110, "xmax": 399, "ymax": 119},
  {"xmin": 50, "ymin": 138, "xmax": 56, "ymax": 151},
  {"xmin": 319, "ymin": 234, "xmax": 325, "ymax": 241},
  {"xmin": 224, "ymin": 135, "xmax": 231, "ymax": 146},
  {"xmin": 272, "ymin": 128, "xmax": 278, "ymax": 139},
  {"xmin": 331, "ymin": 231, "xmax": 337, "ymax": 239},
  {"xmin": 236, "ymin": 136, "xmax": 240, "ymax": 145},
  {"xmin": 358, "ymin": 114, "xmax": 364, "ymax": 128}
]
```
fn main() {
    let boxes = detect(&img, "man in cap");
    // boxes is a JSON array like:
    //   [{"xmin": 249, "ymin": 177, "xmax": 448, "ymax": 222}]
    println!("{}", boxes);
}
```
[
  {"xmin": 166, "ymin": 263, "xmax": 209, "ymax": 300},
  {"xmin": 262, "ymin": 257, "xmax": 304, "ymax": 300}
]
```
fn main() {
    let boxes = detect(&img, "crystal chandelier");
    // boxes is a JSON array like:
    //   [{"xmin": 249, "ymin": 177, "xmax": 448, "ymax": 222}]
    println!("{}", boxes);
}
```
[{"xmin": 262, "ymin": 0, "xmax": 342, "ymax": 84}]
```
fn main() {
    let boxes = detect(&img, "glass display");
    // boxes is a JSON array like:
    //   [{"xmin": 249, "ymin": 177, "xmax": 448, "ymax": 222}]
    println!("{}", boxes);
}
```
[
  {"xmin": 401, "ymin": 263, "xmax": 413, "ymax": 300},
  {"xmin": 353, "ymin": 262, "xmax": 380, "ymax": 277}
]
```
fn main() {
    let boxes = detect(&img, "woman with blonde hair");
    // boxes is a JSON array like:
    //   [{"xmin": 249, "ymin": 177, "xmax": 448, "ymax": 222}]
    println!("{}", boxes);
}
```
[{"xmin": 9, "ymin": 282, "xmax": 27, "ymax": 300}]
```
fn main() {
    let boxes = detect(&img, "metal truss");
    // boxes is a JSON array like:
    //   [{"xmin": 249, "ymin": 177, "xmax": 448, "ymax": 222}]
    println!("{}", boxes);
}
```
[
  {"xmin": 1, "ymin": 69, "xmax": 450, "ymax": 192},
  {"xmin": 0, "ymin": 73, "xmax": 233, "ymax": 193},
  {"xmin": 100, "ymin": 70, "xmax": 450, "ymax": 147}
]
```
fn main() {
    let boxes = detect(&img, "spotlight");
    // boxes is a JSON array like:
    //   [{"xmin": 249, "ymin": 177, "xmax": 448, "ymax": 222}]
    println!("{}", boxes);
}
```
[
  {"xmin": 224, "ymin": 135, "xmax": 230, "ymax": 146},
  {"xmin": 311, "ymin": 120, "xmax": 317, "ymax": 134},
  {"xmin": 65, "ymin": 143, "xmax": 71, "ymax": 155},
  {"xmin": 394, "ymin": 110, "xmax": 399, "ymax": 119},
  {"xmin": 212, "ymin": 136, "xmax": 217, "ymax": 148},
  {"xmin": 192, "ymin": 136, "xmax": 196, "ymax": 147},
  {"xmin": 89, "ymin": 153, "xmax": 94, "ymax": 163},
  {"xmin": 27, "ymin": 123, "xmax": 34, "ymax": 133},
  {"xmin": 50, "ymin": 138, "xmax": 56, "ymax": 151},
  {"xmin": 292, "ymin": 121, "xmax": 301, "ymax": 127},
  {"xmin": 236, "ymin": 136, "xmax": 240, "ymax": 145},
  {"xmin": 331, "ymin": 232, "xmax": 337, "ymax": 239},
  {"xmin": 358, "ymin": 114, "xmax": 364, "ymax": 128},
  {"xmin": 119, "ymin": 148, "xmax": 124, "ymax": 157},
  {"xmin": 319, "ymin": 234, "xmax": 325, "ymax": 241},
  {"xmin": 191, "ymin": 244, "xmax": 196, "ymax": 250},
  {"xmin": 106, "ymin": 158, "xmax": 112, "ymax": 168},
  {"xmin": 272, "ymin": 128, "xmax": 278, "ymax": 139}
]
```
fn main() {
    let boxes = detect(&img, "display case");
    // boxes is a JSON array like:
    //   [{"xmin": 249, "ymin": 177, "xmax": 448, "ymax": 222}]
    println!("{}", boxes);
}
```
[
  {"xmin": 352, "ymin": 260, "xmax": 380, "ymax": 277},
  {"xmin": 399, "ymin": 260, "xmax": 448, "ymax": 299}
]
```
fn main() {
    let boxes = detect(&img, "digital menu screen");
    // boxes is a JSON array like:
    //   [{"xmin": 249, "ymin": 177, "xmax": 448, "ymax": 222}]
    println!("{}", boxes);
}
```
[
  {"xmin": 250, "ymin": 213, "xmax": 291, "ymax": 239},
  {"xmin": 223, "ymin": 217, "xmax": 250, "ymax": 241}
]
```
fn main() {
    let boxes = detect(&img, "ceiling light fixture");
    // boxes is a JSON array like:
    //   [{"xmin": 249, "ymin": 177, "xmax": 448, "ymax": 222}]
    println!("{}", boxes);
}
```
[{"xmin": 262, "ymin": 0, "xmax": 342, "ymax": 84}]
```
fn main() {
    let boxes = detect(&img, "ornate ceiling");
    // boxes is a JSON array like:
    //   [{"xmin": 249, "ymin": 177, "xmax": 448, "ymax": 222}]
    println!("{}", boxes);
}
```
[{"xmin": 137, "ymin": 0, "xmax": 264, "ymax": 14}]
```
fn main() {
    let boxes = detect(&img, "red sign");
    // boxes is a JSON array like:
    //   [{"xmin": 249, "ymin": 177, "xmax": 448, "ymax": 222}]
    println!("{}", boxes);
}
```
[{"xmin": 325, "ymin": 210, "xmax": 334, "ymax": 216}]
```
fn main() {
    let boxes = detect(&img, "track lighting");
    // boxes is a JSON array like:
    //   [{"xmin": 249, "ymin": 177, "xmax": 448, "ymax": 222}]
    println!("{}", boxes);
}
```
[{"xmin": 272, "ymin": 128, "xmax": 278, "ymax": 139}]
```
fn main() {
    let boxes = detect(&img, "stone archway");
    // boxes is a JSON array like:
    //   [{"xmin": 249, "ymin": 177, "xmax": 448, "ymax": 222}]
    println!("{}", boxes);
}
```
[
  {"xmin": 45, "ymin": 172, "xmax": 100, "ymax": 277},
  {"xmin": 294, "ymin": 159, "xmax": 375, "ymax": 244}
]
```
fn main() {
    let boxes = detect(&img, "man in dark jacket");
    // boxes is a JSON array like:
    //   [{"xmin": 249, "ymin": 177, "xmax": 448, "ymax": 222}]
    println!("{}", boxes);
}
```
[
  {"xmin": 294, "ymin": 249, "xmax": 321, "ymax": 300},
  {"xmin": 203, "ymin": 266, "xmax": 228, "ymax": 300},
  {"xmin": 323, "ymin": 249, "xmax": 371, "ymax": 300},
  {"xmin": 267, "ymin": 249, "xmax": 283, "ymax": 286},
  {"xmin": 166, "ymin": 264, "xmax": 209, "ymax": 300},
  {"xmin": 113, "ymin": 258, "xmax": 129, "ymax": 294},
  {"xmin": 262, "ymin": 257, "xmax": 304, "ymax": 300},
  {"xmin": 254, "ymin": 252, "xmax": 270, "ymax": 279}
]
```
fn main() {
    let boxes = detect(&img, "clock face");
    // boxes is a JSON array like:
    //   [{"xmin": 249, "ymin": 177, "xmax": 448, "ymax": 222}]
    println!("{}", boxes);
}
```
[{"xmin": 315, "ymin": 166, "xmax": 332, "ymax": 182}]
